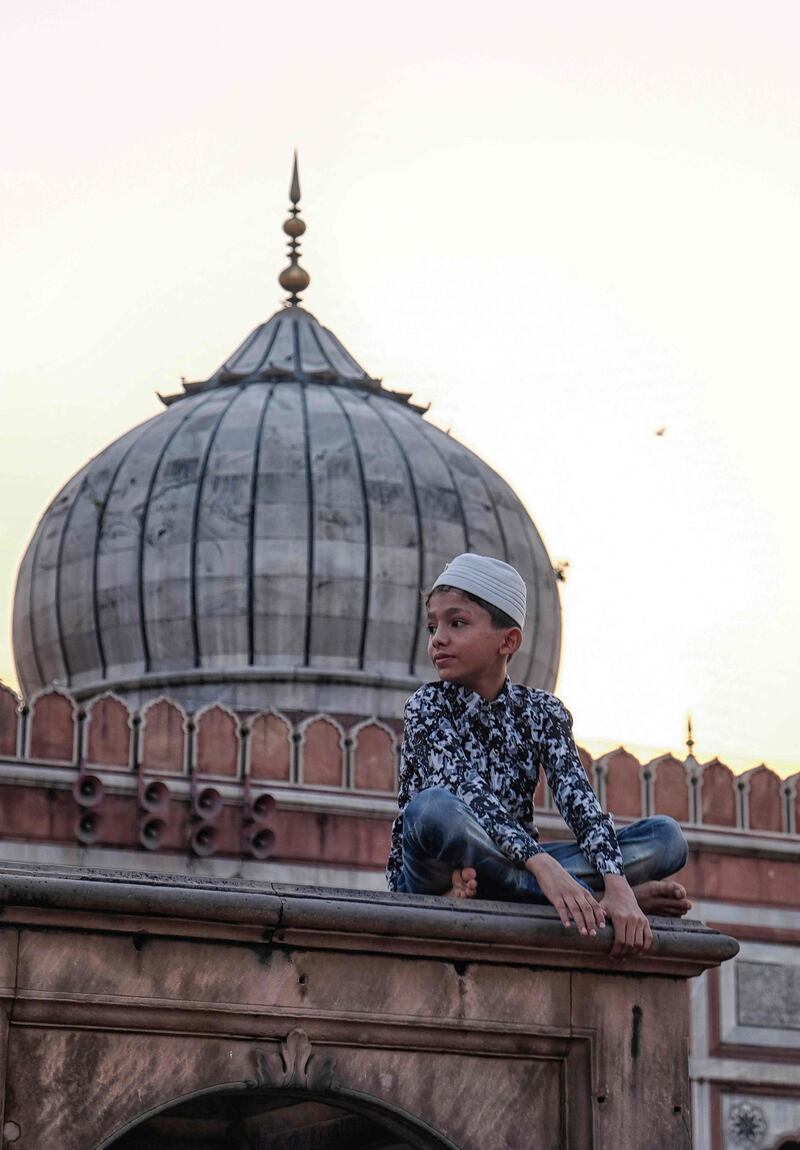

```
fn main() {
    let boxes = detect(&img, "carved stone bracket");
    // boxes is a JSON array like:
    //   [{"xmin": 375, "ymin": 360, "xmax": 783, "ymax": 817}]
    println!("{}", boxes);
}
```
[{"xmin": 252, "ymin": 1028, "xmax": 337, "ymax": 1092}]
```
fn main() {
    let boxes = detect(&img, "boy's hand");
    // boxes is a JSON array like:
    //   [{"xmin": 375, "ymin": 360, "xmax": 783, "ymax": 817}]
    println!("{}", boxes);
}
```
[
  {"xmin": 601, "ymin": 874, "xmax": 653, "ymax": 957},
  {"xmin": 525, "ymin": 853, "xmax": 606, "ymax": 937}
]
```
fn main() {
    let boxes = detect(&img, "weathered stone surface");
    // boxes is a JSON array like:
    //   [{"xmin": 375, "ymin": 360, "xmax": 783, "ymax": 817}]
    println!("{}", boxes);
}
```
[{"xmin": 0, "ymin": 865, "xmax": 737, "ymax": 1150}]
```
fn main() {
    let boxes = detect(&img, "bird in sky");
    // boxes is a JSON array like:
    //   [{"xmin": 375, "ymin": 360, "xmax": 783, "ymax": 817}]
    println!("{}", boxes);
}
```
[{"xmin": 655, "ymin": 426, "xmax": 667, "ymax": 437}]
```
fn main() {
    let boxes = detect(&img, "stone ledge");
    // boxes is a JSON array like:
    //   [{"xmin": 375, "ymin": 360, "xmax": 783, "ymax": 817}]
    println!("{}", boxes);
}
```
[{"xmin": 0, "ymin": 863, "xmax": 738, "ymax": 978}]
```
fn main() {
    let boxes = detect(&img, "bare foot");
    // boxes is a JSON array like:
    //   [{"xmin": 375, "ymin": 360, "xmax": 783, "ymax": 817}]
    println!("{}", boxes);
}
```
[
  {"xmin": 632, "ymin": 880, "xmax": 692, "ymax": 917},
  {"xmin": 444, "ymin": 867, "xmax": 478, "ymax": 899}
]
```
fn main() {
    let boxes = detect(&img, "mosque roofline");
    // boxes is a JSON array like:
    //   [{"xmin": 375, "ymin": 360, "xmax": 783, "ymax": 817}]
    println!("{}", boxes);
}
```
[
  {"xmin": 159, "ymin": 157, "xmax": 428, "ymax": 412},
  {"xmin": 158, "ymin": 305, "xmax": 428, "ymax": 413}
]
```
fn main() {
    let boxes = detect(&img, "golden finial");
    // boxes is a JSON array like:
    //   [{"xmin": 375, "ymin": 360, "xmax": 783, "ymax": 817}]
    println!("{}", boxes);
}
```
[
  {"xmin": 685, "ymin": 714, "xmax": 695, "ymax": 758},
  {"xmin": 278, "ymin": 151, "xmax": 310, "ymax": 306}
]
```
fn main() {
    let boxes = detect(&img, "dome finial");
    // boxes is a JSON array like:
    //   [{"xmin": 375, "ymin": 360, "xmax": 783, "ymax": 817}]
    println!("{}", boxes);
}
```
[{"xmin": 278, "ymin": 150, "xmax": 310, "ymax": 306}]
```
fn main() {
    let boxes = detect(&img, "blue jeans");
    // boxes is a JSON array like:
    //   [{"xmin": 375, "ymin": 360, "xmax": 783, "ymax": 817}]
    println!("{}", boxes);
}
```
[{"xmin": 399, "ymin": 786, "xmax": 688, "ymax": 901}]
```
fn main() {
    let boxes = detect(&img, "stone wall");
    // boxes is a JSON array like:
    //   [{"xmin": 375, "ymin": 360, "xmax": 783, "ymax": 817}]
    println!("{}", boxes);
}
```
[{"xmin": 0, "ymin": 866, "xmax": 738, "ymax": 1150}]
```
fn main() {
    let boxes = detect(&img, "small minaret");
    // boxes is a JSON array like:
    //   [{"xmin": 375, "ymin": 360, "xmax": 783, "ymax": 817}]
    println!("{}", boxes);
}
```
[{"xmin": 278, "ymin": 151, "xmax": 311, "ymax": 306}]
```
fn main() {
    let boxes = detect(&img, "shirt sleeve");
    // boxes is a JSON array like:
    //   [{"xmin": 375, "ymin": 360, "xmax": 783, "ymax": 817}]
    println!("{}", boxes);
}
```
[
  {"xmin": 388, "ymin": 688, "xmax": 543, "ymax": 879},
  {"xmin": 540, "ymin": 695, "xmax": 624, "ymax": 876},
  {"xmin": 385, "ymin": 811, "xmax": 406, "ymax": 892}
]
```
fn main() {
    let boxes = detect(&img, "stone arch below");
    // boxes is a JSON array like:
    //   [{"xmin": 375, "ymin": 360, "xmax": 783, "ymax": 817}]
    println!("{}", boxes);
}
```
[
  {"xmin": 100, "ymin": 1086, "xmax": 456, "ymax": 1150},
  {"xmin": 92, "ymin": 1028, "xmax": 459, "ymax": 1150}
]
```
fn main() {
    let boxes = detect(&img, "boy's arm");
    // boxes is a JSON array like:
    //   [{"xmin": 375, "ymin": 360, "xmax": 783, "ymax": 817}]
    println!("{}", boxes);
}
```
[
  {"xmin": 539, "ymin": 695, "xmax": 624, "ymax": 876},
  {"xmin": 539, "ymin": 695, "xmax": 652, "ymax": 955},
  {"xmin": 403, "ymin": 690, "xmax": 544, "ymax": 866}
]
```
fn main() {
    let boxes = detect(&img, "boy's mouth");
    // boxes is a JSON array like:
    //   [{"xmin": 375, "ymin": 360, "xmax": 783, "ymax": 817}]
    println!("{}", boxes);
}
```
[{"xmin": 433, "ymin": 654, "xmax": 454, "ymax": 667}]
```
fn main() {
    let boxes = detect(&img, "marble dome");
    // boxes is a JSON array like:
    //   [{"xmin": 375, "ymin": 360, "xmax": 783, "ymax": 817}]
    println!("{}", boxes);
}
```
[{"xmin": 13, "ymin": 196, "xmax": 561, "ymax": 718}]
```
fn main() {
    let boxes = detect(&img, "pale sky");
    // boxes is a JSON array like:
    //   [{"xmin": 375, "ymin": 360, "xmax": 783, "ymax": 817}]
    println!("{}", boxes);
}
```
[{"xmin": 1, "ymin": 1, "xmax": 798, "ymax": 776}]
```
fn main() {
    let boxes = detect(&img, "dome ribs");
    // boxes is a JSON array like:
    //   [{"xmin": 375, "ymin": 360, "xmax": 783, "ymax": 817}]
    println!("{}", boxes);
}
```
[
  {"xmin": 250, "ymin": 383, "xmax": 308, "ymax": 667},
  {"xmin": 21, "ymin": 519, "xmax": 49, "ymax": 693},
  {"xmin": 138, "ymin": 393, "xmax": 221, "ymax": 675},
  {"xmin": 477, "ymin": 466, "xmax": 543, "ymax": 687},
  {"xmin": 399, "ymin": 408, "xmax": 472, "ymax": 555},
  {"xmin": 363, "ymin": 396, "xmax": 426, "ymax": 676},
  {"xmin": 307, "ymin": 319, "xmax": 359, "ymax": 381},
  {"xmin": 53, "ymin": 473, "xmax": 89, "ymax": 687},
  {"xmin": 328, "ymin": 388, "xmax": 372, "ymax": 670},
  {"xmin": 519, "ymin": 497, "xmax": 542, "ymax": 687},
  {"xmin": 299, "ymin": 383, "xmax": 314, "ymax": 666},
  {"xmin": 370, "ymin": 402, "xmax": 452, "ymax": 675},
  {"xmin": 28, "ymin": 468, "xmax": 89, "ymax": 690},
  {"xmin": 220, "ymin": 324, "xmax": 261, "ymax": 376},
  {"xmin": 92, "ymin": 422, "xmax": 158, "ymax": 683},
  {"xmin": 303, "ymin": 317, "xmax": 336, "ymax": 377},
  {"xmin": 473, "ymin": 459, "xmax": 510, "ymax": 565},
  {"xmin": 291, "ymin": 316, "xmax": 304, "ymax": 379},
  {"xmin": 303, "ymin": 383, "xmax": 368, "ymax": 669},
  {"xmin": 251, "ymin": 318, "xmax": 283, "ymax": 375},
  {"xmin": 246, "ymin": 384, "xmax": 277, "ymax": 666},
  {"xmin": 388, "ymin": 404, "xmax": 471, "ymax": 638},
  {"xmin": 188, "ymin": 386, "xmax": 247, "ymax": 670},
  {"xmin": 340, "ymin": 389, "xmax": 424, "ymax": 676}
]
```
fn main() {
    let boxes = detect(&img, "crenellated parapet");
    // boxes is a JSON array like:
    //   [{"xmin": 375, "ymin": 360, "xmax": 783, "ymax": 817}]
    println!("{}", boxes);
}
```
[{"xmin": 0, "ymin": 683, "xmax": 797, "ymax": 867}]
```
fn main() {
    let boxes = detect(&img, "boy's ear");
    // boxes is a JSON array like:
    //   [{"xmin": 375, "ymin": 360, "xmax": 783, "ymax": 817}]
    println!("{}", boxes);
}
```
[{"xmin": 499, "ymin": 627, "xmax": 523, "ymax": 657}]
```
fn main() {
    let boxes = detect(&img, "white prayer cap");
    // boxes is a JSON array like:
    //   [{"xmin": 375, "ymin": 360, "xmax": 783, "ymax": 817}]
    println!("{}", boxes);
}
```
[{"xmin": 431, "ymin": 553, "xmax": 526, "ymax": 629}]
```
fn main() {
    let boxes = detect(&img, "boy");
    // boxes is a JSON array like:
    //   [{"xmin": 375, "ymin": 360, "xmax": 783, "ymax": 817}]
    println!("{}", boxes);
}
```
[{"xmin": 386, "ymin": 553, "xmax": 691, "ymax": 957}]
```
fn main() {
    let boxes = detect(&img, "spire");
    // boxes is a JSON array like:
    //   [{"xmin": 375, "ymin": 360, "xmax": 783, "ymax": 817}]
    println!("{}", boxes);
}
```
[
  {"xmin": 685, "ymin": 714, "xmax": 695, "ymax": 758},
  {"xmin": 278, "ymin": 151, "xmax": 311, "ymax": 306}
]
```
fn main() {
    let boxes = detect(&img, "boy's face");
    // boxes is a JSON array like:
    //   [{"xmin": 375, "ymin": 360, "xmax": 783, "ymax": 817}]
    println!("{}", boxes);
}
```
[{"xmin": 426, "ymin": 589, "xmax": 520, "ymax": 696}]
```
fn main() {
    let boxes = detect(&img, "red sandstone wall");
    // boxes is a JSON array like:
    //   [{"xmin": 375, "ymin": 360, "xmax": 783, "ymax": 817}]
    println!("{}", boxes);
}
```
[{"xmin": 0, "ymin": 684, "xmax": 796, "ymax": 880}]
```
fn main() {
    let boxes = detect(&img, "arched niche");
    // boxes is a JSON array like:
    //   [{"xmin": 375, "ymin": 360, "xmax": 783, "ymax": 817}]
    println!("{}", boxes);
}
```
[
  {"xmin": 698, "ymin": 759, "xmax": 737, "ymax": 827},
  {"xmin": 647, "ymin": 754, "xmax": 691, "ymax": 823},
  {"xmin": 596, "ymin": 748, "xmax": 643, "ymax": 819},
  {"xmin": 194, "ymin": 703, "xmax": 241, "ymax": 779},
  {"xmin": 96, "ymin": 1030, "xmax": 457, "ymax": 1150},
  {"xmin": 85, "ymin": 692, "xmax": 133, "ymax": 771},
  {"xmin": 27, "ymin": 687, "xmax": 77, "ymax": 763},
  {"xmin": 139, "ymin": 697, "xmax": 188, "ymax": 776},
  {"xmin": 743, "ymin": 764, "xmax": 784, "ymax": 832},
  {"xmin": 247, "ymin": 710, "xmax": 293, "ymax": 783},
  {"xmin": 298, "ymin": 716, "xmax": 345, "ymax": 788},
  {"xmin": 350, "ymin": 719, "xmax": 396, "ymax": 792}
]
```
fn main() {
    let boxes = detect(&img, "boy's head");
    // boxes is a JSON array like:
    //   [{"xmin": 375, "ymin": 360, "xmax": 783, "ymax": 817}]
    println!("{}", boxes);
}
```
[
  {"xmin": 428, "ymin": 554, "xmax": 526, "ymax": 629},
  {"xmin": 425, "ymin": 555, "xmax": 526, "ymax": 693}
]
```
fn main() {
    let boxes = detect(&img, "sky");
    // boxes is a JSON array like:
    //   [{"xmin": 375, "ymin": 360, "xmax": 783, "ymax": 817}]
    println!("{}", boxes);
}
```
[{"xmin": 1, "ymin": 1, "xmax": 798, "ymax": 776}]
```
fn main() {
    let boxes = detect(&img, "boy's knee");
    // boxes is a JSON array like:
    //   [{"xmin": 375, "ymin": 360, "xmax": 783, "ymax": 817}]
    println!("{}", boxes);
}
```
[
  {"xmin": 404, "ymin": 787, "xmax": 458, "ymax": 844},
  {"xmin": 405, "ymin": 786, "xmax": 453, "ymax": 824},
  {"xmin": 649, "ymin": 815, "xmax": 688, "ymax": 872}
]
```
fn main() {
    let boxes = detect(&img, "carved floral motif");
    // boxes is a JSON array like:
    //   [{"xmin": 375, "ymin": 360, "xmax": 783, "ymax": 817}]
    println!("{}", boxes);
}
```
[{"xmin": 252, "ymin": 1029, "xmax": 336, "ymax": 1092}]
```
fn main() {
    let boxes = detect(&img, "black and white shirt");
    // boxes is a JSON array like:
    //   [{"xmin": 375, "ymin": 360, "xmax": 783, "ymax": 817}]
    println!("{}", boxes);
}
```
[{"xmin": 386, "ymin": 679, "xmax": 624, "ymax": 891}]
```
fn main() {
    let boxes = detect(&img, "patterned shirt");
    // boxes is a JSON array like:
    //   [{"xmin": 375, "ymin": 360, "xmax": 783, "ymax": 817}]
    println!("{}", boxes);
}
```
[{"xmin": 386, "ymin": 679, "xmax": 624, "ymax": 891}]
